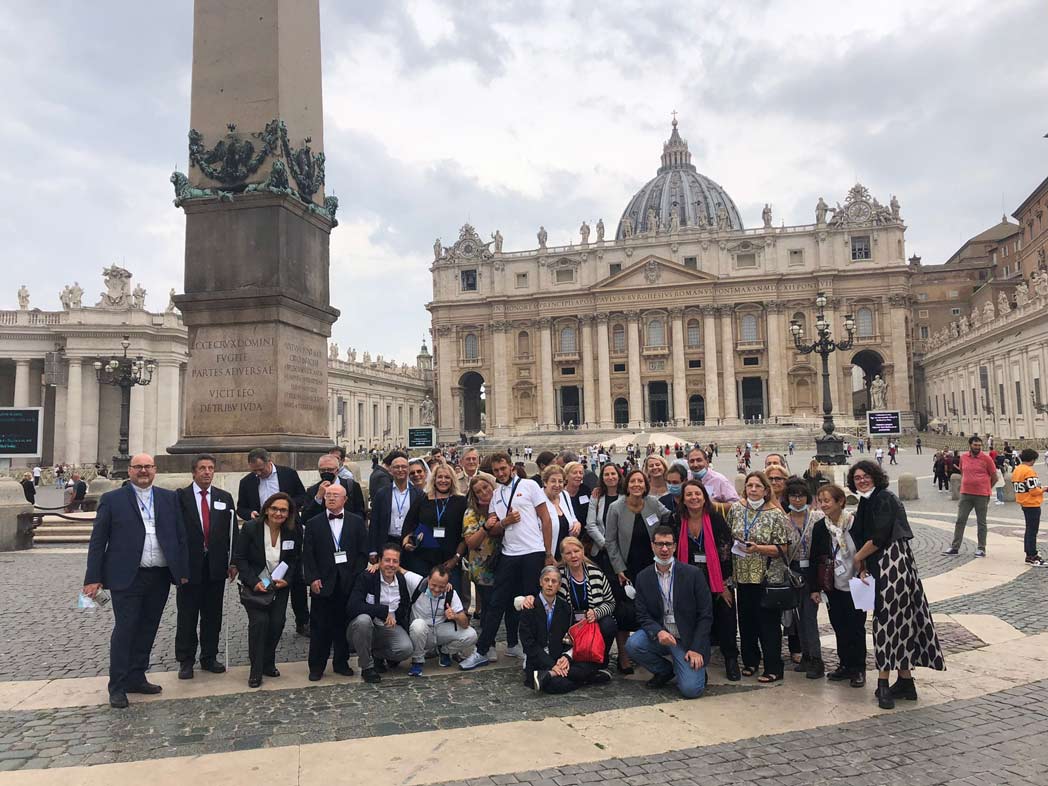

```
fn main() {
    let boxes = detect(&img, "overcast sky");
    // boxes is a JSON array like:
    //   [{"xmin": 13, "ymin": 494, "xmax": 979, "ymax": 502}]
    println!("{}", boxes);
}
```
[{"xmin": 2, "ymin": 0, "xmax": 1046, "ymax": 362}]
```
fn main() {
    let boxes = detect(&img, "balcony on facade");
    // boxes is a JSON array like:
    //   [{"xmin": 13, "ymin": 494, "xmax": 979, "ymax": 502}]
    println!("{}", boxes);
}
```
[
  {"xmin": 641, "ymin": 343, "xmax": 669, "ymax": 357},
  {"xmin": 735, "ymin": 339, "xmax": 765, "ymax": 351},
  {"xmin": 458, "ymin": 355, "xmax": 483, "ymax": 368},
  {"xmin": 553, "ymin": 350, "xmax": 580, "ymax": 362}
]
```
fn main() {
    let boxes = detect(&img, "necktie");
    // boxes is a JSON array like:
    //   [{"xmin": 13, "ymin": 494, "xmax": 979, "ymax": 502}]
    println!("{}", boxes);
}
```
[
  {"xmin": 200, "ymin": 488, "xmax": 211, "ymax": 549},
  {"xmin": 328, "ymin": 512, "xmax": 343, "ymax": 520}
]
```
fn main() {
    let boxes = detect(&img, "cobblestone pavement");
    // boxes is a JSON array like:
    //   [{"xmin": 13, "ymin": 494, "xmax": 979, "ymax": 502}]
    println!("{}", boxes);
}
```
[
  {"xmin": 932, "ymin": 568, "xmax": 1048, "ymax": 634},
  {"xmin": 431, "ymin": 680, "xmax": 1048, "ymax": 786},
  {"xmin": 0, "ymin": 667, "xmax": 756, "ymax": 771}
]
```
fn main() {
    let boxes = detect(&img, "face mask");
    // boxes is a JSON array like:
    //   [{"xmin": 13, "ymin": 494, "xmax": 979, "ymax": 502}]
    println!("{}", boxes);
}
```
[
  {"xmin": 338, "ymin": 466, "xmax": 351, "ymax": 479},
  {"xmin": 320, "ymin": 471, "xmax": 337, "ymax": 483},
  {"xmin": 789, "ymin": 503, "xmax": 809, "ymax": 512},
  {"xmin": 858, "ymin": 489, "xmax": 874, "ymax": 499},
  {"xmin": 654, "ymin": 555, "xmax": 674, "ymax": 567},
  {"xmin": 667, "ymin": 483, "xmax": 682, "ymax": 496},
  {"xmin": 694, "ymin": 468, "xmax": 708, "ymax": 480},
  {"xmin": 747, "ymin": 498, "xmax": 765, "ymax": 510}
]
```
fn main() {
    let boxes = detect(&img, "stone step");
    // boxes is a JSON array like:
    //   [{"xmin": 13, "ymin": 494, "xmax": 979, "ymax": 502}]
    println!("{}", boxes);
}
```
[
  {"xmin": 33, "ymin": 534, "xmax": 92, "ymax": 544},
  {"xmin": 35, "ymin": 525, "xmax": 94, "ymax": 537}
]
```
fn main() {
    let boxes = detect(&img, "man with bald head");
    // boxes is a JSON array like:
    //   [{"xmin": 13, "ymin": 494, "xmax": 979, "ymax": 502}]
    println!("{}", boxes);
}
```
[
  {"xmin": 84, "ymin": 453, "xmax": 189, "ymax": 708},
  {"xmin": 302, "ymin": 482, "xmax": 368, "ymax": 680}
]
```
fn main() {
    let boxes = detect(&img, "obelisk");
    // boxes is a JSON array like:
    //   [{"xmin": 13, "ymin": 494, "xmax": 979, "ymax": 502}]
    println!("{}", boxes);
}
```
[{"xmin": 167, "ymin": 0, "xmax": 340, "ymax": 464}]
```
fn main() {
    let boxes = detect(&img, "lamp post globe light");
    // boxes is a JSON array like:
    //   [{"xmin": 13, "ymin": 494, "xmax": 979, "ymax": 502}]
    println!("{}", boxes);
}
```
[
  {"xmin": 790, "ymin": 293, "xmax": 855, "ymax": 465},
  {"xmin": 93, "ymin": 335, "xmax": 156, "ymax": 478}
]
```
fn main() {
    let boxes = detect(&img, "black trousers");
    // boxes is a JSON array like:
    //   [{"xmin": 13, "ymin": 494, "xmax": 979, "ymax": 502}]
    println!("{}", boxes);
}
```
[
  {"xmin": 711, "ymin": 588, "xmax": 739, "ymax": 659},
  {"xmin": 109, "ymin": 567, "xmax": 171, "ymax": 695},
  {"xmin": 175, "ymin": 561, "xmax": 225, "ymax": 664},
  {"xmin": 527, "ymin": 660, "xmax": 601, "ymax": 694},
  {"xmin": 476, "ymin": 551, "xmax": 546, "ymax": 654},
  {"xmin": 290, "ymin": 570, "xmax": 309, "ymax": 627},
  {"xmin": 826, "ymin": 588, "xmax": 867, "ymax": 673},
  {"xmin": 474, "ymin": 583, "xmax": 519, "ymax": 650},
  {"xmin": 308, "ymin": 586, "xmax": 351, "ymax": 674},
  {"xmin": 595, "ymin": 614, "xmax": 618, "ymax": 666},
  {"xmin": 245, "ymin": 587, "xmax": 289, "ymax": 677},
  {"xmin": 736, "ymin": 583, "xmax": 784, "ymax": 677}
]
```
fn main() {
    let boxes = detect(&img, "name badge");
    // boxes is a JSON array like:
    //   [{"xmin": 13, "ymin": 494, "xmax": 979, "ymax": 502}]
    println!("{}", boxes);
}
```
[
  {"xmin": 693, "ymin": 554, "xmax": 707, "ymax": 564},
  {"xmin": 834, "ymin": 561, "xmax": 848, "ymax": 577},
  {"xmin": 366, "ymin": 593, "xmax": 375, "ymax": 604},
  {"xmin": 433, "ymin": 527, "xmax": 446, "ymax": 539},
  {"xmin": 578, "ymin": 495, "xmax": 590, "ymax": 504},
  {"xmin": 645, "ymin": 513, "xmax": 659, "ymax": 526},
  {"xmin": 799, "ymin": 559, "xmax": 810, "ymax": 568},
  {"xmin": 213, "ymin": 501, "xmax": 227, "ymax": 511},
  {"xmin": 144, "ymin": 522, "xmax": 156, "ymax": 535},
  {"xmin": 282, "ymin": 540, "xmax": 295, "ymax": 550},
  {"xmin": 334, "ymin": 551, "xmax": 348, "ymax": 564},
  {"xmin": 574, "ymin": 612, "xmax": 586, "ymax": 622}
]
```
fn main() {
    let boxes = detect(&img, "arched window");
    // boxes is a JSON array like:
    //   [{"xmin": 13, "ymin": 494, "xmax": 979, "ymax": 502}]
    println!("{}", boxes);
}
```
[
  {"xmin": 791, "ymin": 311, "xmax": 807, "ymax": 336},
  {"xmin": 518, "ymin": 390, "xmax": 534, "ymax": 418},
  {"xmin": 686, "ymin": 319, "xmax": 701, "ymax": 348},
  {"xmin": 612, "ymin": 324, "xmax": 626, "ymax": 352},
  {"xmin": 647, "ymin": 318, "xmax": 665, "ymax": 347},
  {"xmin": 856, "ymin": 307, "xmax": 874, "ymax": 338},
  {"xmin": 516, "ymin": 331, "xmax": 531, "ymax": 357},
  {"xmin": 464, "ymin": 333, "xmax": 479, "ymax": 360},
  {"xmin": 740, "ymin": 314, "xmax": 758, "ymax": 342},
  {"xmin": 559, "ymin": 325, "xmax": 577, "ymax": 353}
]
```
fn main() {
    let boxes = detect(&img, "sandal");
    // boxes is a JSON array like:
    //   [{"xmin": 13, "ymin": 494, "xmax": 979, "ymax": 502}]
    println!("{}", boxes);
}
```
[
  {"xmin": 758, "ymin": 673, "xmax": 781, "ymax": 683},
  {"xmin": 741, "ymin": 667, "xmax": 757, "ymax": 677}
]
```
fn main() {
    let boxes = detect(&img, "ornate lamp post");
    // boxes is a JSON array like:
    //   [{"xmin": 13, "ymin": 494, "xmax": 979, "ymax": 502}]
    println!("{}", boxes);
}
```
[
  {"xmin": 790, "ymin": 293, "xmax": 855, "ymax": 465},
  {"xmin": 93, "ymin": 335, "xmax": 156, "ymax": 478}
]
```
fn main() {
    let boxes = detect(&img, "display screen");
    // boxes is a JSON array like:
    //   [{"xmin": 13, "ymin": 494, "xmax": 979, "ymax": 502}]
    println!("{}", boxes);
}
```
[
  {"xmin": 407, "ymin": 427, "xmax": 435, "ymax": 449},
  {"xmin": 0, "ymin": 408, "xmax": 42, "ymax": 456},
  {"xmin": 866, "ymin": 410, "xmax": 901, "ymax": 436}
]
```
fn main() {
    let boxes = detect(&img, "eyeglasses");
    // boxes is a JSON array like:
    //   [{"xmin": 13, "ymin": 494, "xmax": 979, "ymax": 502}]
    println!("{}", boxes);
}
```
[
  {"xmin": 269, "ymin": 507, "xmax": 290, "ymax": 515},
  {"xmin": 129, "ymin": 464, "xmax": 155, "ymax": 470},
  {"xmin": 653, "ymin": 541, "xmax": 675, "ymax": 550},
  {"xmin": 769, "ymin": 476, "xmax": 786, "ymax": 483}
]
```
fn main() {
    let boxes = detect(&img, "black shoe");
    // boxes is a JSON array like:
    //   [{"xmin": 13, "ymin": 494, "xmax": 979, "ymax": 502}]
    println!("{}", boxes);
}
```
[
  {"xmin": 248, "ymin": 675, "xmax": 262, "ymax": 688},
  {"xmin": 826, "ymin": 667, "xmax": 850, "ymax": 681},
  {"xmin": 876, "ymin": 682, "xmax": 895, "ymax": 710},
  {"xmin": 125, "ymin": 681, "xmax": 162, "ymax": 695},
  {"xmin": 591, "ymin": 669, "xmax": 613, "ymax": 685},
  {"xmin": 178, "ymin": 661, "xmax": 194, "ymax": 680},
  {"xmin": 263, "ymin": 667, "xmax": 280, "ymax": 678},
  {"xmin": 373, "ymin": 659, "xmax": 388, "ymax": 673},
  {"xmin": 806, "ymin": 658, "xmax": 825, "ymax": 679},
  {"xmin": 200, "ymin": 660, "xmax": 226, "ymax": 674},
  {"xmin": 362, "ymin": 667, "xmax": 381, "ymax": 684},
  {"xmin": 616, "ymin": 663, "xmax": 635, "ymax": 676},
  {"xmin": 296, "ymin": 623, "xmax": 310, "ymax": 637},
  {"xmin": 646, "ymin": 671, "xmax": 674, "ymax": 689},
  {"xmin": 793, "ymin": 654, "xmax": 810, "ymax": 673},
  {"xmin": 725, "ymin": 657, "xmax": 742, "ymax": 682},
  {"xmin": 332, "ymin": 665, "xmax": 354, "ymax": 677},
  {"xmin": 850, "ymin": 672, "xmax": 866, "ymax": 688},
  {"xmin": 109, "ymin": 691, "xmax": 129, "ymax": 709},
  {"xmin": 889, "ymin": 677, "xmax": 918, "ymax": 700},
  {"xmin": 308, "ymin": 671, "xmax": 323, "ymax": 682}
]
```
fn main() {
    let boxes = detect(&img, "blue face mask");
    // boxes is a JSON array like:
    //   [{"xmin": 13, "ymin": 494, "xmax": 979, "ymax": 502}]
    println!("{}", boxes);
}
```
[
  {"xmin": 789, "ymin": 503, "xmax": 809, "ymax": 512},
  {"xmin": 694, "ymin": 468, "xmax": 708, "ymax": 480},
  {"xmin": 667, "ymin": 483, "xmax": 683, "ymax": 496}
]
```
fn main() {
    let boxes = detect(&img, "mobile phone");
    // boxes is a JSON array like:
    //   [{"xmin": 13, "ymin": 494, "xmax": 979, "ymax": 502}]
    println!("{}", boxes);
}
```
[{"xmin": 261, "ymin": 577, "xmax": 272, "ymax": 589}]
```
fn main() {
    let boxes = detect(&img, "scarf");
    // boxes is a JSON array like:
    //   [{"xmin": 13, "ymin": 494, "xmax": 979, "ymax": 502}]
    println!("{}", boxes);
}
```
[
  {"xmin": 677, "ymin": 509, "xmax": 724, "ymax": 593},
  {"xmin": 825, "ymin": 511, "xmax": 852, "ymax": 554}
]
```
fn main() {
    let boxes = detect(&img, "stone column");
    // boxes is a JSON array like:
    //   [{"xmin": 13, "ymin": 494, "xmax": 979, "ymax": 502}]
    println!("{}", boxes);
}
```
[
  {"xmin": 435, "ymin": 327, "xmax": 456, "ymax": 442},
  {"xmin": 142, "ymin": 373, "xmax": 159, "ymax": 457},
  {"xmin": 719, "ymin": 307, "xmax": 739, "ymax": 422},
  {"xmin": 670, "ymin": 307, "xmax": 687, "ymax": 426},
  {"xmin": 701, "ymin": 306, "xmax": 721, "ymax": 423},
  {"xmin": 581, "ymin": 316, "xmax": 596, "ymax": 427},
  {"xmin": 626, "ymin": 312, "xmax": 643, "ymax": 427},
  {"xmin": 129, "ymin": 384, "xmax": 146, "ymax": 456},
  {"xmin": 766, "ymin": 302, "xmax": 786, "ymax": 421},
  {"xmin": 888, "ymin": 296, "xmax": 912, "ymax": 413},
  {"xmin": 80, "ymin": 367, "xmax": 100, "ymax": 463},
  {"xmin": 492, "ymin": 321, "xmax": 511, "ymax": 434},
  {"xmin": 156, "ymin": 362, "xmax": 181, "ymax": 452},
  {"xmin": 13, "ymin": 359, "xmax": 31, "ymax": 408},
  {"xmin": 538, "ymin": 318, "xmax": 555, "ymax": 429},
  {"xmin": 596, "ymin": 314, "xmax": 612, "ymax": 427},
  {"xmin": 65, "ymin": 358, "xmax": 82, "ymax": 465}
]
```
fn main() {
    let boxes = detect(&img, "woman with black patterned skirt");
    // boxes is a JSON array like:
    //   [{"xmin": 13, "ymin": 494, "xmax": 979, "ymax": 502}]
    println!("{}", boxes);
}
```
[{"xmin": 848, "ymin": 460, "xmax": 945, "ymax": 710}]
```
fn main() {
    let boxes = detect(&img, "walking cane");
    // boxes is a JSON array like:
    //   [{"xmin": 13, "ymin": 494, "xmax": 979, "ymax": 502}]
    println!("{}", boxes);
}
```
[{"xmin": 224, "ymin": 511, "xmax": 236, "ymax": 670}]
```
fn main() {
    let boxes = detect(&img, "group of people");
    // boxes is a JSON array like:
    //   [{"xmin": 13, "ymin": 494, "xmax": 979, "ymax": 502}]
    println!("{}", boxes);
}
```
[{"xmin": 82, "ymin": 440, "xmax": 949, "ymax": 714}]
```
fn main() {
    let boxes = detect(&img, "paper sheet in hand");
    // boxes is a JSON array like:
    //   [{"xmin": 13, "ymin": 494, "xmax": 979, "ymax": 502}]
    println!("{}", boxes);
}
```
[
  {"xmin": 848, "ymin": 576, "xmax": 876, "ymax": 611},
  {"xmin": 271, "ymin": 562, "xmax": 289, "ymax": 582},
  {"xmin": 731, "ymin": 541, "xmax": 749, "ymax": 557}
]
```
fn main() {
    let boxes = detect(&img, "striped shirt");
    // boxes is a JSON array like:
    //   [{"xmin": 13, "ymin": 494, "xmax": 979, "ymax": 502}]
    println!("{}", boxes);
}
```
[{"xmin": 558, "ymin": 563, "xmax": 616, "ymax": 620}]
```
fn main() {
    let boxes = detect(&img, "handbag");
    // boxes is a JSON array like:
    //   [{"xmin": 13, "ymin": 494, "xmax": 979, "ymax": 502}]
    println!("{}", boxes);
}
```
[
  {"xmin": 238, "ymin": 582, "xmax": 275, "ymax": 610},
  {"xmin": 816, "ymin": 555, "xmax": 835, "ymax": 593},
  {"xmin": 567, "ymin": 619, "xmax": 605, "ymax": 664},
  {"xmin": 760, "ymin": 545, "xmax": 803, "ymax": 611}
]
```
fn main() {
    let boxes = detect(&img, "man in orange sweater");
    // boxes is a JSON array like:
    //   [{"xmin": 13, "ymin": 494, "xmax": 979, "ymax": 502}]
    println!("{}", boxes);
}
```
[{"xmin": 1013, "ymin": 449, "xmax": 1045, "ymax": 567}]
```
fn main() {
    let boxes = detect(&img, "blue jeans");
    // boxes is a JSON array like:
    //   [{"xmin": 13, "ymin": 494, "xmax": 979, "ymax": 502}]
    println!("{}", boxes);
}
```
[{"xmin": 625, "ymin": 629, "xmax": 707, "ymax": 699}]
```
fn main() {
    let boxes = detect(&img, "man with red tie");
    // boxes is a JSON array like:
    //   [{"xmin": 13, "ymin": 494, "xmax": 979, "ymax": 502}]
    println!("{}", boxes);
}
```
[{"xmin": 175, "ymin": 454, "xmax": 238, "ymax": 679}]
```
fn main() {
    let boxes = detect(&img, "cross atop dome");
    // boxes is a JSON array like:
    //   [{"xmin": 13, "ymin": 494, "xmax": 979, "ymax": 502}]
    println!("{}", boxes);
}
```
[{"xmin": 659, "ymin": 115, "xmax": 696, "ymax": 175}]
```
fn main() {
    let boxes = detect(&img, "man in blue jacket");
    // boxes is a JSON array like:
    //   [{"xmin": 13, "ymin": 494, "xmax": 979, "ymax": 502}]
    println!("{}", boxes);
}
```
[{"xmin": 83, "ymin": 454, "xmax": 189, "ymax": 708}]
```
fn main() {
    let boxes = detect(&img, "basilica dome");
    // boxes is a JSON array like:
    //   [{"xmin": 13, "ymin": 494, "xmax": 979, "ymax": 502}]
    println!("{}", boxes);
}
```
[{"xmin": 616, "ymin": 119, "xmax": 743, "ymax": 239}]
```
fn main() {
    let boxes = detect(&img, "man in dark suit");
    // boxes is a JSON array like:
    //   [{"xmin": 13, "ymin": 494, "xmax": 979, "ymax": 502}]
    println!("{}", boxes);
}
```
[
  {"xmin": 347, "ymin": 544, "xmax": 414, "ymax": 683},
  {"xmin": 368, "ymin": 449, "xmax": 401, "ymax": 501},
  {"xmin": 625, "ymin": 524, "xmax": 713, "ymax": 699},
  {"xmin": 175, "ymin": 453, "xmax": 237, "ymax": 679},
  {"xmin": 301, "ymin": 454, "xmax": 366, "ymax": 522},
  {"xmin": 366, "ymin": 453, "xmax": 420, "ymax": 561},
  {"xmin": 83, "ymin": 453, "xmax": 189, "ymax": 709},
  {"xmin": 301, "ymin": 483, "xmax": 368, "ymax": 681},
  {"xmin": 237, "ymin": 447, "xmax": 309, "ymax": 634}
]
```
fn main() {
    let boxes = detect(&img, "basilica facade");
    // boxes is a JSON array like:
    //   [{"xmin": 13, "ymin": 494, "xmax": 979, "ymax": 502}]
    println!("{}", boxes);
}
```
[{"xmin": 427, "ymin": 120, "xmax": 914, "ymax": 440}]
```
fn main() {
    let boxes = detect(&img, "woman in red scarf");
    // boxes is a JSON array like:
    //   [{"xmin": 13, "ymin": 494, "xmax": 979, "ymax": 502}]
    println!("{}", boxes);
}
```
[{"xmin": 671, "ymin": 479, "xmax": 740, "ymax": 681}]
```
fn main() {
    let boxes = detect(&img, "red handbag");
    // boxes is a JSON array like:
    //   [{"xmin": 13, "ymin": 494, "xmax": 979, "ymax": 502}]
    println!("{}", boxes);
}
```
[{"xmin": 567, "ymin": 619, "xmax": 605, "ymax": 664}]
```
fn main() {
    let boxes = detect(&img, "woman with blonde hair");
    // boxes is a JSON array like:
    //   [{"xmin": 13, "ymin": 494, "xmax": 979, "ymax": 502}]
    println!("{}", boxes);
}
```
[
  {"xmin": 562, "ymin": 461, "xmax": 592, "ymax": 525},
  {"xmin": 643, "ymin": 454, "xmax": 670, "ymax": 498},
  {"xmin": 402, "ymin": 463, "xmax": 467, "ymax": 594},
  {"xmin": 462, "ymin": 472, "xmax": 505, "ymax": 657},
  {"xmin": 542, "ymin": 464, "xmax": 581, "ymax": 560}
]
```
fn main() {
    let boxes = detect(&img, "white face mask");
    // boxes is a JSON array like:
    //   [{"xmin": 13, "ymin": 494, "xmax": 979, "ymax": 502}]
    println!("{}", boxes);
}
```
[
  {"xmin": 789, "ymin": 503, "xmax": 809, "ymax": 512},
  {"xmin": 654, "ymin": 555, "xmax": 674, "ymax": 567},
  {"xmin": 858, "ymin": 488, "xmax": 874, "ymax": 499},
  {"xmin": 746, "ymin": 498, "xmax": 765, "ymax": 510}
]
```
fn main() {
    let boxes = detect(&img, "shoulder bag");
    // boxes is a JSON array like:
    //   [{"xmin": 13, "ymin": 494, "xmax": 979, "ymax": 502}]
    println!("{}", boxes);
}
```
[
  {"xmin": 760, "ymin": 545, "xmax": 804, "ymax": 610},
  {"xmin": 238, "ymin": 582, "xmax": 276, "ymax": 610}
]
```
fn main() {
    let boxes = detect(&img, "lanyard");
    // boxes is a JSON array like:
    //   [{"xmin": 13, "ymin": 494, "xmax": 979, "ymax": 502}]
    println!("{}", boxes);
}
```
[
  {"xmin": 791, "ymin": 512, "xmax": 810, "ymax": 555},
  {"xmin": 137, "ymin": 489, "xmax": 154, "ymax": 519},
  {"xmin": 569, "ymin": 572, "xmax": 588, "ymax": 610},
  {"xmin": 429, "ymin": 592, "xmax": 444, "ymax": 625},
  {"xmin": 330, "ymin": 520, "xmax": 342, "ymax": 550},
  {"xmin": 743, "ymin": 505, "xmax": 763, "ymax": 540},
  {"xmin": 434, "ymin": 497, "xmax": 448, "ymax": 529},
  {"xmin": 393, "ymin": 486, "xmax": 409, "ymax": 518},
  {"xmin": 542, "ymin": 598, "xmax": 555, "ymax": 632},
  {"xmin": 499, "ymin": 478, "xmax": 520, "ymax": 511},
  {"xmin": 658, "ymin": 563, "xmax": 674, "ymax": 611}
]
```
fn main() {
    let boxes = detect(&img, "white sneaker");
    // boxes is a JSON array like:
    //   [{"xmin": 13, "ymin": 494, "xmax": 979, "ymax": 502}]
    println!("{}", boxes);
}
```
[
  {"xmin": 504, "ymin": 644, "xmax": 525, "ymax": 659},
  {"xmin": 458, "ymin": 652, "xmax": 489, "ymax": 671},
  {"xmin": 485, "ymin": 647, "xmax": 499, "ymax": 661},
  {"xmin": 975, "ymin": 548, "xmax": 986, "ymax": 557}
]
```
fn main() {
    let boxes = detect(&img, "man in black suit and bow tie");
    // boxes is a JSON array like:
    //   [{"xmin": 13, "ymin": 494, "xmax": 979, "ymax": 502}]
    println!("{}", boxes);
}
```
[
  {"xmin": 302, "ymin": 483, "xmax": 367, "ymax": 681},
  {"xmin": 83, "ymin": 453, "xmax": 189, "ymax": 709},
  {"xmin": 237, "ymin": 448, "xmax": 309, "ymax": 634},
  {"xmin": 175, "ymin": 453, "xmax": 237, "ymax": 680}
]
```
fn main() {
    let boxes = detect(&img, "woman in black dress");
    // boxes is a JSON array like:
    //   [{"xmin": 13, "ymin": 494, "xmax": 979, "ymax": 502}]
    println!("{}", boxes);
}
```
[{"xmin": 402, "ymin": 464, "xmax": 468, "ymax": 595}]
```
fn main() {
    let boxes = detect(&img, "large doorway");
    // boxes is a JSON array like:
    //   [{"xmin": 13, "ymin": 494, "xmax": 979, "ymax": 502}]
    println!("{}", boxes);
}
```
[
  {"xmin": 851, "ymin": 349, "xmax": 885, "ymax": 415},
  {"xmin": 648, "ymin": 381, "xmax": 669, "ymax": 424},
  {"xmin": 459, "ymin": 371, "xmax": 485, "ymax": 433},
  {"xmin": 688, "ymin": 394, "xmax": 705, "ymax": 425},
  {"xmin": 613, "ymin": 397, "xmax": 629, "ymax": 426},
  {"xmin": 741, "ymin": 377, "xmax": 765, "ymax": 421},
  {"xmin": 559, "ymin": 385, "xmax": 581, "ymax": 427}
]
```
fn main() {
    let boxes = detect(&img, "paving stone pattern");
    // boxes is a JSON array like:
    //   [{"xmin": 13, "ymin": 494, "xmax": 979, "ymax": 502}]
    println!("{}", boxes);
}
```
[
  {"xmin": 433, "ymin": 680, "xmax": 1048, "ymax": 786},
  {"xmin": 932, "ymin": 568, "xmax": 1048, "ymax": 634},
  {"xmin": 0, "ymin": 668, "xmax": 756, "ymax": 770}
]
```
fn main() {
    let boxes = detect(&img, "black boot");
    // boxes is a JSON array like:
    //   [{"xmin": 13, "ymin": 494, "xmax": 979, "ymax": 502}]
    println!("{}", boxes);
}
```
[
  {"xmin": 889, "ymin": 676, "xmax": 918, "ymax": 700},
  {"xmin": 792, "ymin": 654, "xmax": 809, "ymax": 673},
  {"xmin": 875, "ymin": 678, "xmax": 895, "ymax": 710},
  {"xmin": 725, "ymin": 657, "xmax": 741, "ymax": 682},
  {"xmin": 806, "ymin": 657, "xmax": 825, "ymax": 679}
]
